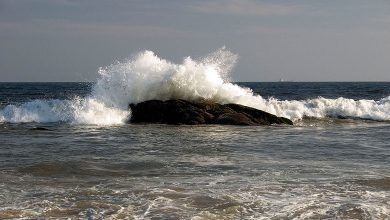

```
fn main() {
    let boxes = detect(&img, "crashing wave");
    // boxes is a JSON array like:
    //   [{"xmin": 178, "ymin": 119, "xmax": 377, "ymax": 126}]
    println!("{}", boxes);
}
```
[{"xmin": 1, "ymin": 48, "xmax": 390, "ymax": 124}]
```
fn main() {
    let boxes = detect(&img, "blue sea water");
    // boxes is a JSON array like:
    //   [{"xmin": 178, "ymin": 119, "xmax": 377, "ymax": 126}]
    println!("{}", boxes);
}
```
[{"xmin": 0, "ymin": 82, "xmax": 389, "ymax": 219}]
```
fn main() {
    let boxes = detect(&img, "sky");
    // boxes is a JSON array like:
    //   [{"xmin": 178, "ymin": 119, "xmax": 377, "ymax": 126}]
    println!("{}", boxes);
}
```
[{"xmin": 1, "ymin": 0, "xmax": 390, "ymax": 82}]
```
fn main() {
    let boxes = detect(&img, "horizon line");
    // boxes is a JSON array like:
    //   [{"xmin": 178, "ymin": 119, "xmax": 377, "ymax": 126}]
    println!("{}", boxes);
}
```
[{"xmin": 1, "ymin": 81, "xmax": 390, "ymax": 83}]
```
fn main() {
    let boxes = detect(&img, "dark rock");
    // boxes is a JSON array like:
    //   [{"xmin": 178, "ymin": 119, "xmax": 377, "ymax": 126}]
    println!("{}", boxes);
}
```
[
  {"xmin": 30, "ymin": 127, "xmax": 51, "ymax": 131},
  {"xmin": 129, "ymin": 99, "xmax": 293, "ymax": 126},
  {"xmin": 215, "ymin": 112, "xmax": 257, "ymax": 125}
]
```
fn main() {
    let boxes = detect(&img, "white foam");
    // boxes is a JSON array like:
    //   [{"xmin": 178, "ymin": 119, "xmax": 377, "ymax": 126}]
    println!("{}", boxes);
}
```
[
  {"xmin": 70, "ymin": 97, "xmax": 129, "ymax": 125},
  {"xmin": 1, "ymin": 48, "xmax": 390, "ymax": 124},
  {"xmin": 244, "ymin": 96, "xmax": 390, "ymax": 122},
  {"xmin": 0, "ymin": 99, "xmax": 71, "ymax": 123},
  {"xmin": 0, "ymin": 98, "xmax": 128, "ymax": 125},
  {"xmin": 92, "ymin": 47, "xmax": 239, "ymax": 108}
]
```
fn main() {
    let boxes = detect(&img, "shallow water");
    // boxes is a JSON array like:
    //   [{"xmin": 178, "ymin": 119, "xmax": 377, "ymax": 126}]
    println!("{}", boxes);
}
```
[
  {"xmin": 1, "ymin": 82, "xmax": 390, "ymax": 219},
  {"xmin": 1, "ymin": 122, "xmax": 389, "ymax": 219}
]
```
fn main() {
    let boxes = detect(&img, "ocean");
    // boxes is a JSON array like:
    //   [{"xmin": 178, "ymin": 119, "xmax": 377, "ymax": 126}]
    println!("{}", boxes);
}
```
[{"xmin": 0, "ymin": 50, "xmax": 389, "ymax": 219}]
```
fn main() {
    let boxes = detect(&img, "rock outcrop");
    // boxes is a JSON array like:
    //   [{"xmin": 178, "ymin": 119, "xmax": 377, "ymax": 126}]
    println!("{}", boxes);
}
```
[{"xmin": 128, "ymin": 99, "xmax": 293, "ymax": 126}]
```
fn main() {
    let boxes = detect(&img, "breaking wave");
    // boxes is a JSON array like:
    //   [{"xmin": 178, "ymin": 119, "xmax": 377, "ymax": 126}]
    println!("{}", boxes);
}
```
[
  {"xmin": 0, "ymin": 98, "xmax": 128, "ymax": 125},
  {"xmin": 1, "ymin": 48, "xmax": 390, "ymax": 125}
]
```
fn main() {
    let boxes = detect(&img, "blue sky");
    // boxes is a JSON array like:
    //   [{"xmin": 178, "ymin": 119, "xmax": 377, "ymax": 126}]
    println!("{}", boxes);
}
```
[{"xmin": 1, "ymin": 0, "xmax": 390, "ymax": 81}]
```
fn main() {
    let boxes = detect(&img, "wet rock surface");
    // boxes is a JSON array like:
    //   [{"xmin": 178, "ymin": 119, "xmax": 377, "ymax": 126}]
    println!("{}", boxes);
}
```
[{"xmin": 129, "ymin": 99, "xmax": 293, "ymax": 126}]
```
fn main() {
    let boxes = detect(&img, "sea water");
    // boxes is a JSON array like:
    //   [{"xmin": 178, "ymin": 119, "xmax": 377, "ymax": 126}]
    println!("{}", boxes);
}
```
[{"xmin": 0, "ymin": 49, "xmax": 389, "ymax": 219}]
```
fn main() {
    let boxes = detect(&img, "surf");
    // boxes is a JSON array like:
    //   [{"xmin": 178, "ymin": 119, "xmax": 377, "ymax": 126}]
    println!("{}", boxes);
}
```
[{"xmin": 1, "ymin": 48, "xmax": 390, "ymax": 125}]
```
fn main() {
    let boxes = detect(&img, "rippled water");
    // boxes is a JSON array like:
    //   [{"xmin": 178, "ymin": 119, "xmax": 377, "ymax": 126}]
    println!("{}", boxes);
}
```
[{"xmin": 0, "ymin": 82, "xmax": 389, "ymax": 219}]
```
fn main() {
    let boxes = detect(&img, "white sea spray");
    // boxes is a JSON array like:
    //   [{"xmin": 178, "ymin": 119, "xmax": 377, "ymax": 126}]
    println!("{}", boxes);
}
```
[{"xmin": 1, "ymin": 48, "xmax": 390, "ymax": 124}]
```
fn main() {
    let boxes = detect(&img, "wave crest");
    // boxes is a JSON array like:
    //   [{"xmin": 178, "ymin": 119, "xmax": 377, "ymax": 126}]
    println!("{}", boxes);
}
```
[{"xmin": 92, "ymin": 47, "xmax": 239, "ymax": 108}]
